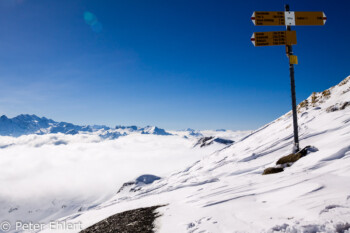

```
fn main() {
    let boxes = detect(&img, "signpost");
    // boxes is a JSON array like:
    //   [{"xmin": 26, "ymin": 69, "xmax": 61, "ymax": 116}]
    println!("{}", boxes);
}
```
[
  {"xmin": 284, "ymin": 5, "xmax": 299, "ymax": 152},
  {"xmin": 251, "ymin": 5, "xmax": 326, "ymax": 152}
]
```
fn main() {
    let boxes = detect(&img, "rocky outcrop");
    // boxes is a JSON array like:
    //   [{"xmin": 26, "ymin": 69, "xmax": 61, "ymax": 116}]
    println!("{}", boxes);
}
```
[
  {"xmin": 276, "ymin": 146, "xmax": 311, "ymax": 165},
  {"xmin": 263, "ymin": 146, "xmax": 317, "ymax": 175},
  {"xmin": 326, "ymin": 101, "xmax": 350, "ymax": 113},
  {"xmin": 194, "ymin": 136, "xmax": 234, "ymax": 148},
  {"xmin": 262, "ymin": 167, "xmax": 284, "ymax": 175},
  {"xmin": 80, "ymin": 205, "xmax": 164, "ymax": 233}
]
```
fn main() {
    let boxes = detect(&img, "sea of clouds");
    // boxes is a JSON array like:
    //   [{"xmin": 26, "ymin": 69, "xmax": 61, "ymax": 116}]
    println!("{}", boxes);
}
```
[{"xmin": 0, "ymin": 133, "xmax": 219, "ymax": 223}]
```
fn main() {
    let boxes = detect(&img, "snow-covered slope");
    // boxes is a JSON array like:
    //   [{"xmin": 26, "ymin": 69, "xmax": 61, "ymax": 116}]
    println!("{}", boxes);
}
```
[
  {"xmin": 41, "ymin": 76, "xmax": 350, "ymax": 233},
  {"xmin": 0, "ymin": 125, "xmax": 249, "ymax": 232}
]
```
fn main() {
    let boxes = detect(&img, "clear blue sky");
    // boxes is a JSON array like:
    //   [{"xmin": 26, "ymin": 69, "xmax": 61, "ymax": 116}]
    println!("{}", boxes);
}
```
[{"xmin": 0, "ymin": 0, "xmax": 349, "ymax": 130}]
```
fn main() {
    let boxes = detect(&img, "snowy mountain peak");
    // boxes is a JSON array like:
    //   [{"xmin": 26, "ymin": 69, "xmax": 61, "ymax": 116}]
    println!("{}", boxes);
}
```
[
  {"xmin": 0, "ymin": 114, "xmax": 92, "ymax": 137},
  {"xmin": 115, "ymin": 125, "xmax": 139, "ymax": 131},
  {"xmin": 141, "ymin": 126, "xmax": 171, "ymax": 135}
]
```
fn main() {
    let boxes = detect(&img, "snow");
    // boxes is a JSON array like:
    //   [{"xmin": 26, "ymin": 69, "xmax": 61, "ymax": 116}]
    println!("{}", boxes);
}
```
[
  {"xmin": 2, "ymin": 76, "xmax": 350, "ymax": 233},
  {"xmin": 0, "ymin": 126, "xmax": 247, "ymax": 232}
]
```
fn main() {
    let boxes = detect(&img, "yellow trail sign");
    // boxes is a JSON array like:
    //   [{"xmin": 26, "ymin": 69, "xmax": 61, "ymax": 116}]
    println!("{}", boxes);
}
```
[
  {"xmin": 294, "ymin": 12, "xmax": 326, "ymax": 26},
  {"xmin": 251, "ymin": 31, "xmax": 297, "ymax": 47},
  {"xmin": 251, "ymin": 11, "xmax": 285, "ymax": 26},
  {"xmin": 251, "ymin": 11, "xmax": 326, "ymax": 26}
]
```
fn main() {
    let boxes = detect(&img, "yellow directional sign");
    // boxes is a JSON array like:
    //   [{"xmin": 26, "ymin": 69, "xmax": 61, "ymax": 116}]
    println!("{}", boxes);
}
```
[
  {"xmin": 251, "ymin": 11, "xmax": 326, "ymax": 26},
  {"xmin": 251, "ymin": 31, "xmax": 297, "ymax": 47},
  {"xmin": 251, "ymin": 11, "xmax": 285, "ymax": 26},
  {"xmin": 294, "ymin": 12, "xmax": 326, "ymax": 26}
]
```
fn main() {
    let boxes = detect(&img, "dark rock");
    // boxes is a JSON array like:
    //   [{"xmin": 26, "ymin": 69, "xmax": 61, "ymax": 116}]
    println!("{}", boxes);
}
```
[
  {"xmin": 80, "ymin": 205, "xmax": 164, "ymax": 233},
  {"xmin": 340, "ymin": 101, "xmax": 350, "ymax": 110},
  {"xmin": 213, "ymin": 138, "xmax": 234, "ymax": 145},
  {"xmin": 326, "ymin": 101, "xmax": 350, "ymax": 113},
  {"xmin": 194, "ymin": 136, "xmax": 234, "ymax": 148},
  {"xmin": 262, "ymin": 146, "xmax": 317, "ymax": 175},
  {"xmin": 326, "ymin": 105, "xmax": 338, "ymax": 113},
  {"xmin": 276, "ymin": 146, "xmax": 311, "ymax": 165},
  {"xmin": 117, "ymin": 182, "xmax": 136, "ymax": 193},
  {"xmin": 194, "ymin": 136, "xmax": 214, "ymax": 147},
  {"xmin": 262, "ymin": 167, "xmax": 284, "ymax": 175},
  {"xmin": 8, "ymin": 207, "xmax": 18, "ymax": 213},
  {"xmin": 335, "ymin": 222, "xmax": 350, "ymax": 233}
]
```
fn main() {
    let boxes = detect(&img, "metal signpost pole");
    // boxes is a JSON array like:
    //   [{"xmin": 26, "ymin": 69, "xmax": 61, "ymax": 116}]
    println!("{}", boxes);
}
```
[
  {"xmin": 251, "ymin": 6, "xmax": 326, "ymax": 152},
  {"xmin": 285, "ymin": 4, "xmax": 300, "ymax": 152}
]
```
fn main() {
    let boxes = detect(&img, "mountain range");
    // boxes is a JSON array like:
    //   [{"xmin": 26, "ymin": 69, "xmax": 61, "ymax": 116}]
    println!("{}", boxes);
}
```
[{"xmin": 0, "ymin": 114, "xmax": 172, "ymax": 137}]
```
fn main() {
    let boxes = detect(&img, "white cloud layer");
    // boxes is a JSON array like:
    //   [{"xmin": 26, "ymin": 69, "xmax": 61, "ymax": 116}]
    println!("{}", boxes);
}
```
[{"xmin": 0, "ymin": 133, "xmax": 224, "ymax": 224}]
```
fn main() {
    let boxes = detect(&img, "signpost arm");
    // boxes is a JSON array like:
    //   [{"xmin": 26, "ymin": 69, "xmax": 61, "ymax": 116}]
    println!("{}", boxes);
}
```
[{"xmin": 285, "ymin": 4, "xmax": 300, "ymax": 152}]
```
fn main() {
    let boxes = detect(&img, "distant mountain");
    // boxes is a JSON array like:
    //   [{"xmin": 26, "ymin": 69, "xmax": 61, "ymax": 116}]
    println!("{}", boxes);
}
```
[
  {"xmin": 185, "ymin": 128, "xmax": 203, "ymax": 137},
  {"xmin": 113, "ymin": 125, "xmax": 172, "ymax": 136},
  {"xmin": 141, "ymin": 126, "xmax": 171, "ymax": 136},
  {"xmin": 0, "ymin": 114, "xmax": 173, "ymax": 137},
  {"xmin": 115, "ymin": 125, "xmax": 171, "ymax": 136},
  {"xmin": 215, "ymin": 129, "xmax": 226, "ymax": 132},
  {"xmin": 0, "ymin": 114, "xmax": 92, "ymax": 137},
  {"xmin": 115, "ymin": 125, "xmax": 139, "ymax": 131}
]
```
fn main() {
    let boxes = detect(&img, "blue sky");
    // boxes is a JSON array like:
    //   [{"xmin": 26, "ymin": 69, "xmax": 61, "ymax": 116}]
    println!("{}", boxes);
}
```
[{"xmin": 0, "ymin": 0, "xmax": 349, "ymax": 130}]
